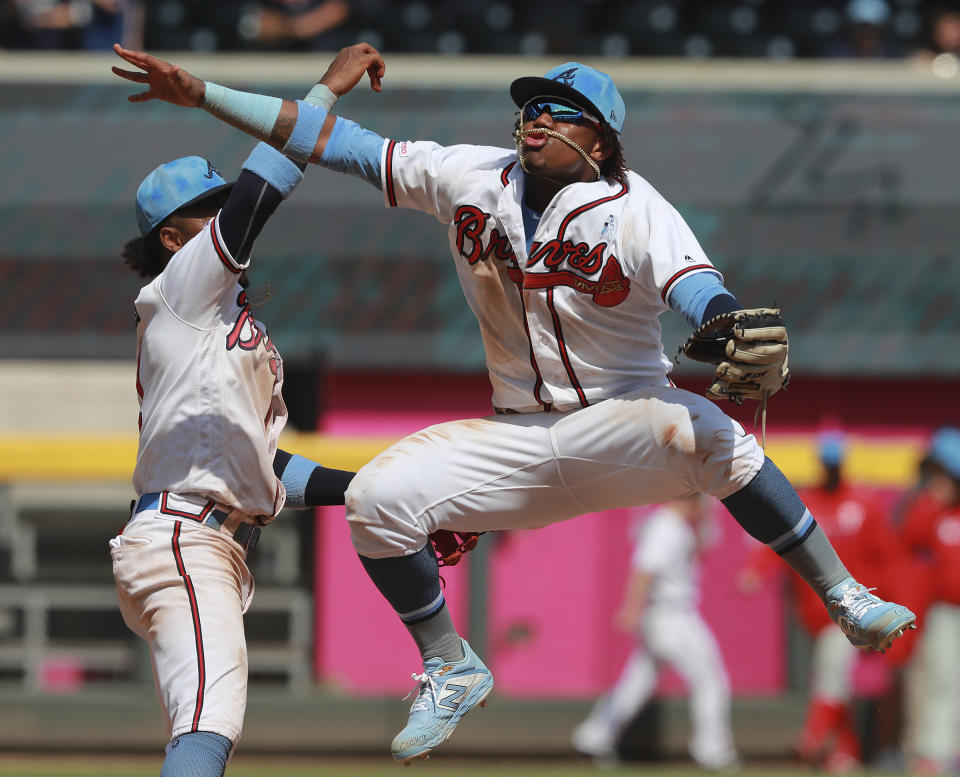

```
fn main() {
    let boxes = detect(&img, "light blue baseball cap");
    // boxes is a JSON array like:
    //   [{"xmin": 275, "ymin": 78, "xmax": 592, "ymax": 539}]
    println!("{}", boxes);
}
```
[
  {"xmin": 510, "ymin": 62, "xmax": 626, "ymax": 133},
  {"xmin": 135, "ymin": 156, "xmax": 233, "ymax": 236},
  {"xmin": 928, "ymin": 427, "xmax": 960, "ymax": 480},
  {"xmin": 818, "ymin": 432, "xmax": 847, "ymax": 468}
]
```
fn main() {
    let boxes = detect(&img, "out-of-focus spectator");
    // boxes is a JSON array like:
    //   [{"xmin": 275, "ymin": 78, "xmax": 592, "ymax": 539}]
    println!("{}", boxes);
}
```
[
  {"xmin": 739, "ymin": 431, "xmax": 901, "ymax": 774},
  {"xmin": 6, "ymin": 0, "xmax": 140, "ymax": 50},
  {"xmin": 917, "ymin": 6, "xmax": 960, "ymax": 57},
  {"xmin": 912, "ymin": 7, "xmax": 960, "ymax": 78},
  {"xmin": 823, "ymin": 0, "xmax": 904, "ymax": 58},
  {"xmin": 572, "ymin": 495, "xmax": 739, "ymax": 772},
  {"xmin": 247, "ymin": 0, "xmax": 350, "ymax": 51},
  {"xmin": 900, "ymin": 427, "xmax": 960, "ymax": 776}
]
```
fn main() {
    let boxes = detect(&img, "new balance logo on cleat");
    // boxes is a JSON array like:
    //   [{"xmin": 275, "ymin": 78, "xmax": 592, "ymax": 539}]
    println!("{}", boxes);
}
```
[
  {"xmin": 438, "ymin": 682, "xmax": 468, "ymax": 711},
  {"xmin": 391, "ymin": 640, "xmax": 494, "ymax": 764}
]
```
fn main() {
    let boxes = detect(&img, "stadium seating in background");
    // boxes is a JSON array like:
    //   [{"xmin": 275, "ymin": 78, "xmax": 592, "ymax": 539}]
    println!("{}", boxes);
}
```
[{"xmin": 121, "ymin": 0, "xmax": 935, "ymax": 58}]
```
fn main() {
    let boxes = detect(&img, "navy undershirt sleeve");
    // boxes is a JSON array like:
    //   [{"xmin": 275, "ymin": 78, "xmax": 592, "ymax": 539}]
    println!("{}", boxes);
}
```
[{"xmin": 217, "ymin": 153, "xmax": 308, "ymax": 262}]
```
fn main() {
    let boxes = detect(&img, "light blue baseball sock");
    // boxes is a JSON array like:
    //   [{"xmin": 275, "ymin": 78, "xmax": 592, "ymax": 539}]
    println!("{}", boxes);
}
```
[
  {"xmin": 160, "ymin": 731, "xmax": 232, "ymax": 777},
  {"xmin": 722, "ymin": 457, "xmax": 849, "ymax": 598},
  {"xmin": 359, "ymin": 544, "xmax": 465, "ymax": 663}
]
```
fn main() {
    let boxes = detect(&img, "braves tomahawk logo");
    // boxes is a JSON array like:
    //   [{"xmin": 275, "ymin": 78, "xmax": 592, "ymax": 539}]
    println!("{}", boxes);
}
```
[
  {"xmin": 553, "ymin": 67, "xmax": 578, "ymax": 86},
  {"xmin": 453, "ymin": 204, "xmax": 629, "ymax": 307}
]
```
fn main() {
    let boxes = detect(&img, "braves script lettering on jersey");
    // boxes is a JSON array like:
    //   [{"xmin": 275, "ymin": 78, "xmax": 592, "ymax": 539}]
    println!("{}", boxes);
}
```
[
  {"xmin": 133, "ymin": 216, "xmax": 286, "ymax": 518},
  {"xmin": 385, "ymin": 143, "xmax": 714, "ymax": 413}
]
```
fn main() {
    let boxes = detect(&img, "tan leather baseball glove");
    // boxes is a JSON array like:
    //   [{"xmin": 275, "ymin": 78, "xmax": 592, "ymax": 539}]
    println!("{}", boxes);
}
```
[{"xmin": 678, "ymin": 307, "xmax": 790, "ymax": 404}]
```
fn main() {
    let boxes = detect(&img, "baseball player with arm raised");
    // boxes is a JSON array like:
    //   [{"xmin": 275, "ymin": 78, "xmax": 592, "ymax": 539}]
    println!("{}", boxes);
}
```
[
  {"xmin": 572, "ymin": 495, "xmax": 739, "ymax": 772},
  {"xmin": 109, "ymin": 46, "xmax": 918, "ymax": 763},
  {"xmin": 108, "ymin": 44, "xmax": 382, "ymax": 777}
]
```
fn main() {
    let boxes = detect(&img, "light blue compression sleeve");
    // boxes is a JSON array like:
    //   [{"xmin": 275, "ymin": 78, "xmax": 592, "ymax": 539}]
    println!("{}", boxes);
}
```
[
  {"xmin": 319, "ymin": 117, "xmax": 385, "ymax": 190},
  {"xmin": 668, "ymin": 272, "xmax": 738, "ymax": 328},
  {"xmin": 203, "ymin": 82, "xmax": 282, "ymax": 140}
]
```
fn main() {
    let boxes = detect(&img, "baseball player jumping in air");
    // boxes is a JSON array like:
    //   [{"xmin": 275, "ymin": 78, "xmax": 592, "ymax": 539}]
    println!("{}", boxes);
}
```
[
  {"xmin": 109, "ymin": 45, "xmax": 382, "ymax": 777},
  {"xmin": 110, "ymin": 44, "xmax": 918, "ymax": 764}
]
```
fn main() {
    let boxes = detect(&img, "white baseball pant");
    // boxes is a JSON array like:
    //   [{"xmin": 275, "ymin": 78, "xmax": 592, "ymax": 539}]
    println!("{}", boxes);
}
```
[
  {"xmin": 578, "ymin": 607, "xmax": 737, "ymax": 770},
  {"xmin": 347, "ymin": 385, "xmax": 764, "ymax": 557},
  {"xmin": 909, "ymin": 603, "xmax": 960, "ymax": 766},
  {"xmin": 111, "ymin": 513, "xmax": 254, "ymax": 745},
  {"xmin": 809, "ymin": 623, "xmax": 858, "ymax": 702}
]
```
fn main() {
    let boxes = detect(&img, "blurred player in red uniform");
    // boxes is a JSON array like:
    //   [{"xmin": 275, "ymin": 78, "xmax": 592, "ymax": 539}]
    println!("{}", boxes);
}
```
[
  {"xmin": 900, "ymin": 427, "xmax": 960, "ymax": 776},
  {"xmin": 740, "ymin": 432, "xmax": 900, "ymax": 773}
]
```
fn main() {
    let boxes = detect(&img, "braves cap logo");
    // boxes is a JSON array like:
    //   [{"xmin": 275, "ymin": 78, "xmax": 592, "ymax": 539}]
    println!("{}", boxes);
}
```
[
  {"xmin": 553, "ymin": 67, "xmax": 578, "ymax": 86},
  {"xmin": 204, "ymin": 161, "xmax": 218, "ymax": 180}
]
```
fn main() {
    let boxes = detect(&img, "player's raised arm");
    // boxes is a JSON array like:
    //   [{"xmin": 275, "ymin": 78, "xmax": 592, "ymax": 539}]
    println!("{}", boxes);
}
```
[{"xmin": 111, "ymin": 42, "xmax": 384, "ymax": 163}]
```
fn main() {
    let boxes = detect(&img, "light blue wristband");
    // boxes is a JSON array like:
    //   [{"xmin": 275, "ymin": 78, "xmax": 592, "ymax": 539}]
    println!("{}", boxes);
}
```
[
  {"xmin": 203, "ymin": 82, "xmax": 283, "ymax": 140},
  {"xmin": 279, "ymin": 454, "xmax": 316, "ymax": 508},
  {"xmin": 304, "ymin": 83, "xmax": 338, "ymax": 110},
  {"xmin": 241, "ymin": 143, "xmax": 303, "ymax": 198},
  {"xmin": 281, "ymin": 101, "xmax": 327, "ymax": 163}
]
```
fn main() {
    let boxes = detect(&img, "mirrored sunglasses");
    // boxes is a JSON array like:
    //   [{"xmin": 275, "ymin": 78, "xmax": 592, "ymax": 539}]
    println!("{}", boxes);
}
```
[{"xmin": 522, "ymin": 98, "xmax": 601, "ymax": 128}]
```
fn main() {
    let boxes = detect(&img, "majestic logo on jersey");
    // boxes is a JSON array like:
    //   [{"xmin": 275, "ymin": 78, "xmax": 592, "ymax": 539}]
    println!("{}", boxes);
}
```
[
  {"xmin": 553, "ymin": 68, "xmax": 578, "ymax": 87},
  {"xmin": 453, "ymin": 204, "xmax": 629, "ymax": 307}
]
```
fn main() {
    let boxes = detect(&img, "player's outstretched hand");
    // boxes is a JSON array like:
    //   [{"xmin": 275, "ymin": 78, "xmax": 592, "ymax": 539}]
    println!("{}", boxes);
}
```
[
  {"xmin": 317, "ymin": 42, "xmax": 385, "ymax": 97},
  {"xmin": 111, "ymin": 43, "xmax": 205, "ymax": 108}
]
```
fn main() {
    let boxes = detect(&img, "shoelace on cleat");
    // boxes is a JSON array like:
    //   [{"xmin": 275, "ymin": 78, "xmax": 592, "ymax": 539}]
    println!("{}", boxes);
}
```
[
  {"xmin": 403, "ymin": 671, "xmax": 438, "ymax": 713},
  {"xmin": 835, "ymin": 585, "xmax": 881, "ymax": 620}
]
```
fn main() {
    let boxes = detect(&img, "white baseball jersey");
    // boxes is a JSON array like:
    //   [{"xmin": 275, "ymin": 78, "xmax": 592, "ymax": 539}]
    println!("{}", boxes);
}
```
[
  {"xmin": 632, "ymin": 506, "xmax": 701, "ymax": 610},
  {"xmin": 381, "ymin": 141, "xmax": 719, "ymax": 412},
  {"xmin": 132, "ymin": 214, "xmax": 287, "ymax": 518}
]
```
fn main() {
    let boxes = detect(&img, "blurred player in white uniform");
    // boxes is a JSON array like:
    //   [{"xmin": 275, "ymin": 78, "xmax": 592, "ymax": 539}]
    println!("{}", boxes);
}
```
[
  {"xmin": 572, "ymin": 496, "xmax": 738, "ymax": 772},
  {"xmin": 109, "ymin": 46, "xmax": 382, "ymax": 777},
  {"xmin": 111, "ymin": 46, "xmax": 918, "ymax": 763}
]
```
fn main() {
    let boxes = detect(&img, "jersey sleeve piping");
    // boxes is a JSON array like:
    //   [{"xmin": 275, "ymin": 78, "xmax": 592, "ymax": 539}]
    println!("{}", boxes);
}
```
[
  {"xmin": 384, "ymin": 139, "xmax": 398, "ymax": 207},
  {"xmin": 661, "ymin": 264, "xmax": 720, "ymax": 303},
  {"xmin": 210, "ymin": 214, "xmax": 244, "ymax": 275}
]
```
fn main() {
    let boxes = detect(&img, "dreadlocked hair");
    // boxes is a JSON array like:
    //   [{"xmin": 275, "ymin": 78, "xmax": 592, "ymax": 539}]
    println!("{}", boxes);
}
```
[
  {"xmin": 122, "ymin": 230, "xmax": 170, "ymax": 279},
  {"xmin": 511, "ymin": 114, "xmax": 629, "ymax": 187},
  {"xmin": 599, "ymin": 123, "xmax": 628, "ymax": 186}
]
